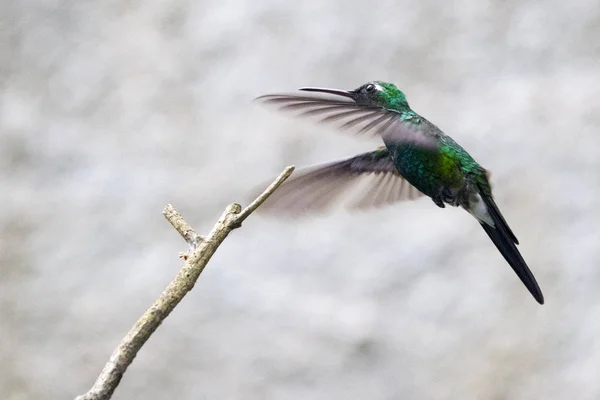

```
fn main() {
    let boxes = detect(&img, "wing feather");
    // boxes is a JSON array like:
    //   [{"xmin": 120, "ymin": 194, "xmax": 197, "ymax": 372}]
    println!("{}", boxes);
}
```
[
  {"xmin": 254, "ymin": 148, "xmax": 424, "ymax": 214},
  {"xmin": 255, "ymin": 93, "xmax": 439, "ymax": 149}
]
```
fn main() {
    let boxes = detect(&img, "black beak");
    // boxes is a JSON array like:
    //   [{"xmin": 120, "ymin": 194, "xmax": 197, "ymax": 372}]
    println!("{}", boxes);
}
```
[{"xmin": 298, "ymin": 87, "xmax": 355, "ymax": 99}]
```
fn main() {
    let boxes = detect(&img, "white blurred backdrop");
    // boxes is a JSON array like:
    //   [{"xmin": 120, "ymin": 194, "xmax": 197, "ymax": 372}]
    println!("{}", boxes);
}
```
[{"xmin": 1, "ymin": 1, "xmax": 599, "ymax": 399}]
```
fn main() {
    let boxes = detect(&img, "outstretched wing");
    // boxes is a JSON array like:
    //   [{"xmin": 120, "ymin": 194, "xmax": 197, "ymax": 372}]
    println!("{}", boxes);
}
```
[
  {"xmin": 255, "ymin": 93, "xmax": 439, "ymax": 149},
  {"xmin": 255, "ymin": 148, "xmax": 424, "ymax": 214}
]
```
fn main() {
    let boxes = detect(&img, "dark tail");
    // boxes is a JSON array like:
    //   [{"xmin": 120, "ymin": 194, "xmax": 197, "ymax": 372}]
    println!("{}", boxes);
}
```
[{"xmin": 479, "ymin": 193, "xmax": 544, "ymax": 304}]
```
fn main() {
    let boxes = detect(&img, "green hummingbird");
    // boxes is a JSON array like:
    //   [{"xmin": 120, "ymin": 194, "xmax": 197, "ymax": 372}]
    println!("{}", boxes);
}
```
[{"xmin": 254, "ymin": 81, "xmax": 544, "ymax": 304}]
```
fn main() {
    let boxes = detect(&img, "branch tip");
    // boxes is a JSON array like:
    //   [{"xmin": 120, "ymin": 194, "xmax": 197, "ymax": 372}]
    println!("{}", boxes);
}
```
[
  {"xmin": 235, "ymin": 165, "xmax": 294, "ymax": 222},
  {"xmin": 163, "ymin": 203, "xmax": 204, "ymax": 248}
]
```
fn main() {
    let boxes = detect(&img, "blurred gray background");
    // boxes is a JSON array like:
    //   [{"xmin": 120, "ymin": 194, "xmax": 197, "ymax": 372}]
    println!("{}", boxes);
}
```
[{"xmin": 1, "ymin": 0, "xmax": 599, "ymax": 399}]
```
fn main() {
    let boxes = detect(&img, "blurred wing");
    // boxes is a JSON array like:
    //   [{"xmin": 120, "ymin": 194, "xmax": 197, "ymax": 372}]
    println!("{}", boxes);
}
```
[
  {"xmin": 255, "ymin": 93, "xmax": 439, "ymax": 149},
  {"xmin": 255, "ymin": 148, "xmax": 424, "ymax": 215}
]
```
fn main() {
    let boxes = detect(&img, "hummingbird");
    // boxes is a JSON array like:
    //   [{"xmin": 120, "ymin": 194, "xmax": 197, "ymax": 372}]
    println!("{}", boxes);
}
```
[{"xmin": 254, "ymin": 81, "xmax": 544, "ymax": 304}]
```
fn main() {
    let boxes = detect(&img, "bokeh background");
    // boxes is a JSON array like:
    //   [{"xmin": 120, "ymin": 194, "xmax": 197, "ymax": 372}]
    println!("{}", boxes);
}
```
[{"xmin": 2, "ymin": 1, "xmax": 600, "ymax": 399}]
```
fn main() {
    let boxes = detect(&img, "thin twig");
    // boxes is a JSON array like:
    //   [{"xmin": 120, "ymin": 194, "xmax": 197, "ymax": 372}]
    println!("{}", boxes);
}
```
[
  {"xmin": 163, "ymin": 204, "xmax": 205, "ymax": 250},
  {"xmin": 235, "ymin": 165, "xmax": 295, "ymax": 222},
  {"xmin": 75, "ymin": 165, "xmax": 295, "ymax": 400}
]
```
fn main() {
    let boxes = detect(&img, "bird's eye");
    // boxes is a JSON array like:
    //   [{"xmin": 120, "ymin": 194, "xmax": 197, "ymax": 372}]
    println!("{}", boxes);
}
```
[{"xmin": 364, "ymin": 84, "xmax": 376, "ymax": 93}]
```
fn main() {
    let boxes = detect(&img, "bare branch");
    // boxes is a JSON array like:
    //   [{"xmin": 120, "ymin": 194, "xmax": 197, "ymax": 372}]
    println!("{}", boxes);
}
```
[
  {"xmin": 235, "ymin": 165, "xmax": 295, "ymax": 222},
  {"xmin": 75, "ymin": 165, "xmax": 295, "ymax": 400},
  {"xmin": 163, "ymin": 203, "xmax": 205, "ymax": 251}
]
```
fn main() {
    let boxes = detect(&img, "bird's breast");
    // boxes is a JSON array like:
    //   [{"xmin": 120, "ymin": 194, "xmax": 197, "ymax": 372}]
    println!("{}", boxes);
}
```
[{"xmin": 386, "ymin": 142, "xmax": 463, "ymax": 198}]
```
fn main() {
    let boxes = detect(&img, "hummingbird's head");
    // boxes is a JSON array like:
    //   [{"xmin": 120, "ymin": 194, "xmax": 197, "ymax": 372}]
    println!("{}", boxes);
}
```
[{"xmin": 299, "ymin": 81, "xmax": 410, "ymax": 112}]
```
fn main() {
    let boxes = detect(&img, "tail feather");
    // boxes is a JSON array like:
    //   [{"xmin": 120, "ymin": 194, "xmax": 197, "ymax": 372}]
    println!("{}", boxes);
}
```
[
  {"xmin": 478, "ymin": 192, "xmax": 544, "ymax": 304},
  {"xmin": 481, "ymin": 194, "xmax": 519, "ymax": 245}
]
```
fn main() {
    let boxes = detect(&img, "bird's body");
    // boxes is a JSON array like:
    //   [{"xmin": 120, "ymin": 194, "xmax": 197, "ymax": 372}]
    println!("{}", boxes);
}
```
[
  {"xmin": 254, "ymin": 81, "xmax": 544, "ymax": 304},
  {"xmin": 387, "ymin": 124, "xmax": 474, "ymax": 202}
]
